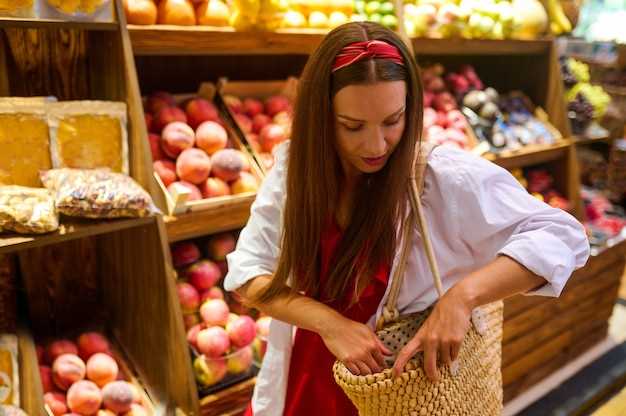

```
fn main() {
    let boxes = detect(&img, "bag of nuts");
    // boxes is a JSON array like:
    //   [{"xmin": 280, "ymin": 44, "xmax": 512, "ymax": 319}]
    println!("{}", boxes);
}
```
[
  {"xmin": 0, "ymin": 186, "xmax": 58, "ymax": 234},
  {"xmin": 40, "ymin": 168, "xmax": 157, "ymax": 218}
]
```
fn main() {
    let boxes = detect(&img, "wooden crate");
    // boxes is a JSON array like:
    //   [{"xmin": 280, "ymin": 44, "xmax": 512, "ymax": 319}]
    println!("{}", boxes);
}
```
[
  {"xmin": 502, "ymin": 239, "xmax": 626, "ymax": 402},
  {"xmin": 152, "ymin": 87, "xmax": 264, "ymax": 217}
]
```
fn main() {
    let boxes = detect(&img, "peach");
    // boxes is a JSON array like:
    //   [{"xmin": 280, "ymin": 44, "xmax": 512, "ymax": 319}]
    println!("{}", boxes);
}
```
[
  {"xmin": 148, "ymin": 133, "xmax": 165, "ymax": 161},
  {"xmin": 216, "ymin": 260, "xmax": 228, "ymax": 277},
  {"xmin": 161, "ymin": 121, "xmax": 195, "ymax": 158},
  {"xmin": 246, "ymin": 133, "xmax": 261, "ymax": 153},
  {"xmin": 130, "ymin": 384, "xmax": 142, "ymax": 404},
  {"xmin": 185, "ymin": 260, "xmax": 221, "ymax": 291},
  {"xmin": 77, "ymin": 332, "xmax": 110, "ymax": 361},
  {"xmin": 157, "ymin": 0, "xmax": 196, "ymax": 25},
  {"xmin": 153, "ymin": 159, "xmax": 177, "ymax": 187},
  {"xmin": 233, "ymin": 113, "xmax": 252, "ymax": 134},
  {"xmin": 200, "ymin": 177, "xmax": 230, "ymax": 199},
  {"xmin": 186, "ymin": 323, "xmax": 204, "ymax": 349},
  {"xmin": 154, "ymin": 107, "xmax": 187, "ymax": 133},
  {"xmin": 123, "ymin": 0, "xmax": 157, "ymax": 25},
  {"xmin": 67, "ymin": 380, "xmax": 102, "ymax": 415},
  {"xmin": 226, "ymin": 315, "xmax": 257, "ymax": 348},
  {"xmin": 46, "ymin": 340, "xmax": 78, "ymax": 365},
  {"xmin": 197, "ymin": 326, "xmax": 231, "ymax": 357},
  {"xmin": 177, "ymin": 282, "xmax": 200, "ymax": 313},
  {"xmin": 40, "ymin": 365, "xmax": 54, "ymax": 393},
  {"xmin": 37, "ymin": 344, "xmax": 45, "ymax": 363},
  {"xmin": 206, "ymin": 232, "xmax": 236, "ymax": 261},
  {"xmin": 144, "ymin": 113, "xmax": 153, "ymax": 133},
  {"xmin": 200, "ymin": 286, "xmax": 224, "ymax": 302},
  {"xmin": 44, "ymin": 392, "xmax": 68, "ymax": 416},
  {"xmin": 264, "ymin": 95, "xmax": 290, "ymax": 117},
  {"xmin": 210, "ymin": 149, "xmax": 244, "ymax": 182},
  {"xmin": 196, "ymin": 121, "xmax": 228, "ymax": 155},
  {"xmin": 227, "ymin": 346, "xmax": 253, "ymax": 375},
  {"xmin": 259, "ymin": 153, "xmax": 274, "ymax": 171},
  {"xmin": 231, "ymin": 171, "xmax": 259, "ymax": 195},
  {"xmin": 222, "ymin": 95, "xmax": 242, "ymax": 114},
  {"xmin": 238, "ymin": 151, "xmax": 251, "ymax": 171},
  {"xmin": 170, "ymin": 241, "xmax": 200, "ymax": 268},
  {"xmin": 259, "ymin": 124, "xmax": 287, "ymax": 153},
  {"xmin": 185, "ymin": 98, "xmax": 219, "ymax": 129},
  {"xmin": 176, "ymin": 148, "xmax": 211, "ymax": 184},
  {"xmin": 125, "ymin": 404, "xmax": 149, "ymax": 416},
  {"xmin": 167, "ymin": 181, "xmax": 202, "ymax": 201},
  {"xmin": 251, "ymin": 337, "xmax": 267, "ymax": 364},
  {"xmin": 200, "ymin": 299, "xmax": 230, "ymax": 327},
  {"xmin": 86, "ymin": 353, "xmax": 119, "ymax": 388},
  {"xmin": 273, "ymin": 111, "xmax": 292, "ymax": 135},
  {"xmin": 256, "ymin": 316, "xmax": 272, "ymax": 338},
  {"xmin": 183, "ymin": 313, "xmax": 200, "ymax": 330},
  {"xmin": 252, "ymin": 114, "xmax": 271, "ymax": 134},
  {"xmin": 227, "ymin": 313, "xmax": 239, "ymax": 325},
  {"xmin": 97, "ymin": 411, "xmax": 116, "ymax": 416},
  {"xmin": 196, "ymin": 0, "xmax": 230, "ymax": 26},
  {"xmin": 102, "ymin": 381, "xmax": 134, "ymax": 414},
  {"xmin": 243, "ymin": 98, "xmax": 263, "ymax": 118},
  {"xmin": 52, "ymin": 354, "xmax": 86, "ymax": 391},
  {"xmin": 146, "ymin": 91, "xmax": 176, "ymax": 115},
  {"xmin": 194, "ymin": 355, "xmax": 227, "ymax": 387}
]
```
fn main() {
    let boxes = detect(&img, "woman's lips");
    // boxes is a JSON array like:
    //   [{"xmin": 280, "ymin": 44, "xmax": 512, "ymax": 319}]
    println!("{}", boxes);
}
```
[{"xmin": 362, "ymin": 155, "xmax": 386, "ymax": 166}]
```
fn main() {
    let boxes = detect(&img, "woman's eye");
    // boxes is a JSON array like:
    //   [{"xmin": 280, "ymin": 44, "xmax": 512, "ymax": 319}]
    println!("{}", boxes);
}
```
[
  {"xmin": 343, "ymin": 124, "xmax": 363, "ymax": 132},
  {"xmin": 384, "ymin": 116, "xmax": 402, "ymax": 126}
]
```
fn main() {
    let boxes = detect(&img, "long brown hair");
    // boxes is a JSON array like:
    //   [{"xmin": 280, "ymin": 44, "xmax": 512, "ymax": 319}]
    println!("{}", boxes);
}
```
[{"xmin": 257, "ymin": 22, "xmax": 423, "ymax": 304}]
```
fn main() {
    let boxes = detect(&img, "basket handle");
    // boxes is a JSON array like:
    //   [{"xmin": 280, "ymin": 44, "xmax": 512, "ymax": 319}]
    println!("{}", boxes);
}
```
[{"xmin": 376, "ymin": 142, "xmax": 443, "ymax": 330}]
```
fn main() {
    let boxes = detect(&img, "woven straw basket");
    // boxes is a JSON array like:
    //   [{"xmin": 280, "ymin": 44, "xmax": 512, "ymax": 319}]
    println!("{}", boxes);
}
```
[{"xmin": 333, "ymin": 143, "xmax": 504, "ymax": 416}]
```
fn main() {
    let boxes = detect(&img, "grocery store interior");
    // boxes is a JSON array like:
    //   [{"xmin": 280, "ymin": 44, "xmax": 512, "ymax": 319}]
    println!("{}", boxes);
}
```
[{"xmin": 0, "ymin": 0, "xmax": 625, "ymax": 415}]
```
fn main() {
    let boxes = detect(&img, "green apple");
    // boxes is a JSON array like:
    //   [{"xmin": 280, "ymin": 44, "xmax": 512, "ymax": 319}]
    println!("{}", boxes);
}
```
[
  {"xmin": 368, "ymin": 12, "xmax": 382, "ymax": 23},
  {"xmin": 350, "ymin": 13, "xmax": 368, "ymax": 22},
  {"xmin": 365, "ymin": 1, "xmax": 381, "ymax": 15},
  {"xmin": 354, "ymin": 0, "xmax": 366, "ymax": 13},
  {"xmin": 380, "ymin": 1, "xmax": 394, "ymax": 15},
  {"xmin": 381, "ymin": 14, "xmax": 398, "ymax": 29}
]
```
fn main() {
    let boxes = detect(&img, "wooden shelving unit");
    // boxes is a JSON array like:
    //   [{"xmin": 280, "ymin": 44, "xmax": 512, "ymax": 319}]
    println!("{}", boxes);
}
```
[{"xmin": 411, "ymin": 37, "xmax": 553, "ymax": 56}]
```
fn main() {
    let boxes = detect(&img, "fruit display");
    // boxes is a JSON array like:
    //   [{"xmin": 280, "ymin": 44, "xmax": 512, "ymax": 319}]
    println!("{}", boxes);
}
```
[
  {"xmin": 37, "ymin": 332, "xmax": 152, "ymax": 416},
  {"xmin": 144, "ymin": 90, "xmax": 261, "ymax": 211},
  {"xmin": 352, "ymin": 1, "xmax": 398, "ymax": 29},
  {"xmin": 281, "ymin": 0, "xmax": 356, "ymax": 29},
  {"xmin": 559, "ymin": 57, "xmax": 611, "ymax": 137},
  {"xmin": 511, "ymin": 167, "xmax": 571, "ymax": 212},
  {"xmin": 421, "ymin": 64, "xmax": 476, "ymax": 150},
  {"xmin": 220, "ymin": 81, "xmax": 295, "ymax": 172},
  {"xmin": 124, "ymin": 0, "xmax": 232, "ymax": 26},
  {"xmin": 581, "ymin": 186, "xmax": 626, "ymax": 250},
  {"xmin": 170, "ymin": 234, "xmax": 270, "ymax": 391},
  {"xmin": 403, "ymin": 0, "xmax": 544, "ymax": 40}
]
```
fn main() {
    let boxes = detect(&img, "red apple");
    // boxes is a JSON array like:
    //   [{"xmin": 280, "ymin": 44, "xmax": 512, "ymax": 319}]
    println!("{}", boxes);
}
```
[
  {"xmin": 260, "ymin": 124, "xmax": 287, "ymax": 153},
  {"xmin": 148, "ymin": 133, "xmax": 165, "ymax": 161},
  {"xmin": 170, "ymin": 241, "xmax": 201, "ymax": 268},
  {"xmin": 154, "ymin": 107, "xmax": 187, "ymax": 133},
  {"xmin": 185, "ymin": 260, "xmax": 222, "ymax": 291},
  {"xmin": 185, "ymin": 98, "xmax": 219, "ymax": 129},
  {"xmin": 177, "ymin": 282, "xmax": 200, "ymax": 313},
  {"xmin": 223, "ymin": 95, "xmax": 242, "ymax": 114},
  {"xmin": 243, "ymin": 98, "xmax": 264, "ymax": 118},
  {"xmin": 153, "ymin": 159, "xmax": 177, "ymax": 187},
  {"xmin": 264, "ymin": 95, "xmax": 290, "ymax": 117},
  {"xmin": 167, "ymin": 181, "xmax": 202, "ymax": 201},
  {"xmin": 252, "ymin": 114, "xmax": 272, "ymax": 134},
  {"xmin": 146, "ymin": 91, "xmax": 176, "ymax": 115},
  {"xmin": 200, "ymin": 177, "xmax": 231, "ymax": 199},
  {"xmin": 234, "ymin": 113, "xmax": 253, "ymax": 134}
]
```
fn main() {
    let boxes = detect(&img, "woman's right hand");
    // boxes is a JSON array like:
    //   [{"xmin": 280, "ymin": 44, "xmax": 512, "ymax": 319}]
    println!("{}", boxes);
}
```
[{"xmin": 319, "ymin": 315, "xmax": 392, "ymax": 375}]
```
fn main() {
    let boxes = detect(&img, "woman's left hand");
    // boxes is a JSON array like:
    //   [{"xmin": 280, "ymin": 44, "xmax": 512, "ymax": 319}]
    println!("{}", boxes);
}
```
[{"xmin": 392, "ymin": 286, "xmax": 474, "ymax": 382}]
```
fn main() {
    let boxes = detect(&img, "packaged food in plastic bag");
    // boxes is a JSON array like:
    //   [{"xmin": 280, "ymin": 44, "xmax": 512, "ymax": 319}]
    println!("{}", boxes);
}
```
[
  {"xmin": 48, "ymin": 101, "xmax": 129, "ymax": 175},
  {"xmin": 0, "ymin": 186, "xmax": 59, "ymax": 234},
  {"xmin": 41, "ymin": 168, "xmax": 157, "ymax": 218},
  {"xmin": 0, "ymin": 97, "xmax": 55, "ymax": 188},
  {"xmin": 0, "ymin": 334, "xmax": 19, "ymax": 407},
  {"xmin": 0, "ymin": 0, "xmax": 34, "ymax": 17}
]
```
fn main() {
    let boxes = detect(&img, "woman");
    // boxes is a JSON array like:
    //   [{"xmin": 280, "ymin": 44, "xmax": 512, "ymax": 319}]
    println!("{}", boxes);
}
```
[{"xmin": 224, "ymin": 22, "xmax": 590, "ymax": 415}]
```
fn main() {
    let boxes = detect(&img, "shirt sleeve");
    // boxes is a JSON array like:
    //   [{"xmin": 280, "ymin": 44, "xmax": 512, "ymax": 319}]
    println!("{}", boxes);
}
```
[
  {"xmin": 428, "ymin": 146, "xmax": 590, "ymax": 297},
  {"xmin": 223, "ymin": 142, "xmax": 288, "ymax": 292}
]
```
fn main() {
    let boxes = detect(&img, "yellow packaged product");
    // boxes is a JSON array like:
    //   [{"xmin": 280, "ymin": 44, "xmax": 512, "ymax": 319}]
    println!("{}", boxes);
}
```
[
  {"xmin": 0, "ymin": 0, "xmax": 33, "ymax": 16},
  {"xmin": 0, "ymin": 334, "xmax": 18, "ymax": 407},
  {"xmin": 48, "ymin": 101, "xmax": 128, "ymax": 175},
  {"xmin": 0, "ymin": 186, "xmax": 59, "ymax": 234},
  {"xmin": 40, "ymin": 168, "xmax": 157, "ymax": 218},
  {"xmin": 0, "ymin": 98, "xmax": 55, "ymax": 188},
  {"xmin": 46, "ymin": 0, "xmax": 108, "ymax": 15}
]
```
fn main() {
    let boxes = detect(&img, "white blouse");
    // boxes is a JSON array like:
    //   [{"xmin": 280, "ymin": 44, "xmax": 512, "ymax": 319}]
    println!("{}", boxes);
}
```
[{"xmin": 224, "ymin": 142, "xmax": 590, "ymax": 415}]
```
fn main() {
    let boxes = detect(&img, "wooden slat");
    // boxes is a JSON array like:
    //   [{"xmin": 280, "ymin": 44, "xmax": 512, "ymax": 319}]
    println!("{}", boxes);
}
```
[
  {"xmin": 165, "ymin": 199, "xmax": 253, "ymax": 242},
  {"xmin": 0, "ymin": 217, "xmax": 154, "ymax": 255},
  {"xmin": 16, "ymin": 324, "xmax": 45, "ymax": 416},
  {"xmin": 484, "ymin": 141, "xmax": 571, "ymax": 170},
  {"xmin": 504, "ymin": 322, "xmax": 608, "ymax": 402},
  {"xmin": 412, "ymin": 37, "xmax": 552, "ymax": 56},
  {"xmin": 200, "ymin": 377, "xmax": 255, "ymax": 416},
  {"xmin": 503, "ymin": 260, "xmax": 624, "ymax": 343},
  {"xmin": 0, "ymin": 17, "xmax": 117, "ymax": 31}
]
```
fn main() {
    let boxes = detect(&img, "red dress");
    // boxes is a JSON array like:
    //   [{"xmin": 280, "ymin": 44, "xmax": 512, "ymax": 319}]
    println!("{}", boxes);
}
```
[{"xmin": 244, "ymin": 220, "xmax": 390, "ymax": 415}]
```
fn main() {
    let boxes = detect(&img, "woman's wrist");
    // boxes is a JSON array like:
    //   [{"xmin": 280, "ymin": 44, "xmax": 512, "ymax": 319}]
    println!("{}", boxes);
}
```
[{"xmin": 447, "ymin": 277, "xmax": 481, "ymax": 312}]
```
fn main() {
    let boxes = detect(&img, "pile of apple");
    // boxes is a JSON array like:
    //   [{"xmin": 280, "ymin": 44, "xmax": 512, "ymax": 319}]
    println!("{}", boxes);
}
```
[
  {"xmin": 171, "ymin": 235, "xmax": 269, "ymax": 388},
  {"xmin": 38, "ymin": 333, "xmax": 149, "ymax": 416},
  {"xmin": 511, "ymin": 168, "xmax": 571, "ymax": 211},
  {"xmin": 145, "ymin": 91, "xmax": 260, "ymax": 203},
  {"xmin": 282, "ymin": 0, "xmax": 355, "ymax": 29},
  {"xmin": 222, "ymin": 93, "xmax": 292, "ymax": 172},
  {"xmin": 124, "ymin": 0, "xmax": 232, "ymax": 27},
  {"xmin": 421, "ymin": 64, "xmax": 474, "ymax": 150}
]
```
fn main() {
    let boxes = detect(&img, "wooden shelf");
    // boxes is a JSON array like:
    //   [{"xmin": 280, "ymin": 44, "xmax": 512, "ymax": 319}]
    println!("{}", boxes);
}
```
[
  {"xmin": 200, "ymin": 376, "xmax": 256, "ymax": 416},
  {"xmin": 165, "ymin": 198, "xmax": 253, "ymax": 242},
  {"xmin": 0, "ymin": 16, "xmax": 117, "ymax": 30},
  {"xmin": 485, "ymin": 141, "xmax": 571, "ymax": 170},
  {"xmin": 411, "ymin": 37, "xmax": 553, "ymax": 56},
  {"xmin": 0, "ymin": 216, "xmax": 155, "ymax": 255},
  {"xmin": 129, "ymin": 25, "xmax": 326, "ymax": 56},
  {"xmin": 573, "ymin": 136, "xmax": 614, "ymax": 146}
]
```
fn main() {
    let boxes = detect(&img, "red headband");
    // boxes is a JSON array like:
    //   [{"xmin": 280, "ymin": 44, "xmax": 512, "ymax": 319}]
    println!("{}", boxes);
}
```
[{"xmin": 332, "ymin": 40, "xmax": 404, "ymax": 72}]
